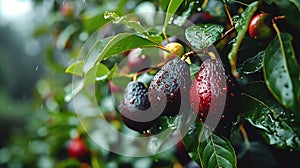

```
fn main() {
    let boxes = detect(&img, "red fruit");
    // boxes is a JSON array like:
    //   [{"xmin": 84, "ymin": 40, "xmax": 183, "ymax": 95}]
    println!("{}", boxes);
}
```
[
  {"xmin": 190, "ymin": 58, "xmax": 239, "ymax": 124},
  {"xmin": 248, "ymin": 13, "xmax": 275, "ymax": 42},
  {"xmin": 60, "ymin": 1, "xmax": 74, "ymax": 18},
  {"xmin": 127, "ymin": 48, "xmax": 151, "ymax": 72},
  {"xmin": 68, "ymin": 137, "xmax": 90, "ymax": 162}
]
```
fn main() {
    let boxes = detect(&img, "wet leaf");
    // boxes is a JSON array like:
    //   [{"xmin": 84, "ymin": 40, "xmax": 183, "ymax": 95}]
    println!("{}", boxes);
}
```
[
  {"xmin": 241, "ymin": 82, "xmax": 300, "ymax": 150},
  {"xmin": 83, "ymin": 33, "xmax": 158, "ymax": 75},
  {"xmin": 185, "ymin": 24, "xmax": 224, "ymax": 50},
  {"xmin": 183, "ymin": 122, "xmax": 237, "ymax": 167},
  {"xmin": 228, "ymin": 1, "xmax": 259, "ymax": 77},
  {"xmin": 163, "ymin": 0, "xmax": 184, "ymax": 33},
  {"xmin": 239, "ymin": 51, "xmax": 264, "ymax": 75},
  {"xmin": 264, "ymin": 32, "xmax": 300, "ymax": 115}
]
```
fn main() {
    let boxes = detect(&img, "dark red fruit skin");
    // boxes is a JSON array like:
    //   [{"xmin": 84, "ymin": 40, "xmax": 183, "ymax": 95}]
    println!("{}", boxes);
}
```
[
  {"xmin": 127, "ymin": 49, "xmax": 151, "ymax": 72},
  {"xmin": 148, "ymin": 58, "xmax": 192, "ymax": 117},
  {"xmin": 119, "ymin": 81, "xmax": 156, "ymax": 133},
  {"xmin": 248, "ymin": 13, "xmax": 275, "ymax": 42},
  {"xmin": 190, "ymin": 58, "xmax": 240, "ymax": 136},
  {"xmin": 68, "ymin": 137, "xmax": 90, "ymax": 162}
]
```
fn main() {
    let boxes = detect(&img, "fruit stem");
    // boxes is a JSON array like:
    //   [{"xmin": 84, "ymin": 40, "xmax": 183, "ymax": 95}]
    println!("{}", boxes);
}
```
[
  {"xmin": 181, "ymin": 51, "xmax": 197, "ymax": 60},
  {"xmin": 239, "ymin": 124, "xmax": 250, "ymax": 143},
  {"xmin": 219, "ymin": 26, "xmax": 236, "ymax": 41},
  {"xmin": 162, "ymin": 28, "xmax": 170, "ymax": 43},
  {"xmin": 157, "ymin": 45, "xmax": 170, "ymax": 53},
  {"xmin": 272, "ymin": 15, "xmax": 285, "ymax": 23},
  {"xmin": 224, "ymin": 3, "xmax": 234, "ymax": 26}
]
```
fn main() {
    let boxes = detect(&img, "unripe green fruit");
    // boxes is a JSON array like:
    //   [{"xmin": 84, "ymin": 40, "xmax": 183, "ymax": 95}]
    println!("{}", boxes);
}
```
[
  {"xmin": 162, "ymin": 42, "xmax": 184, "ymax": 61},
  {"xmin": 248, "ymin": 13, "xmax": 275, "ymax": 42}
]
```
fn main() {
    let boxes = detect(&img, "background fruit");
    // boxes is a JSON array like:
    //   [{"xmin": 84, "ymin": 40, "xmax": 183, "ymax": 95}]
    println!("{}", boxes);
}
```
[
  {"xmin": 248, "ymin": 12, "xmax": 275, "ymax": 42},
  {"xmin": 148, "ymin": 58, "xmax": 191, "ymax": 117},
  {"xmin": 67, "ymin": 136, "xmax": 90, "ymax": 162},
  {"xmin": 119, "ymin": 81, "xmax": 156, "ymax": 133},
  {"xmin": 162, "ymin": 42, "xmax": 184, "ymax": 61},
  {"xmin": 127, "ymin": 48, "xmax": 151, "ymax": 72}
]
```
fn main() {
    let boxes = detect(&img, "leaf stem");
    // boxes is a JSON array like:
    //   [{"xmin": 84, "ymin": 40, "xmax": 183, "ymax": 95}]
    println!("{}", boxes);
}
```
[
  {"xmin": 239, "ymin": 124, "xmax": 250, "ymax": 143},
  {"xmin": 224, "ymin": 3, "xmax": 234, "ymax": 26}
]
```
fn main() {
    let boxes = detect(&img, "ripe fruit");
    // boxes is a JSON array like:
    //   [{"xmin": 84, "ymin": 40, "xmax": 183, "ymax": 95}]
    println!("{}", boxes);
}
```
[
  {"xmin": 68, "ymin": 136, "xmax": 90, "ymax": 162},
  {"xmin": 148, "ymin": 58, "xmax": 191, "ymax": 117},
  {"xmin": 119, "ymin": 81, "xmax": 156, "ymax": 133},
  {"xmin": 248, "ymin": 13, "xmax": 275, "ymax": 42},
  {"xmin": 162, "ymin": 42, "xmax": 184, "ymax": 61},
  {"xmin": 127, "ymin": 48, "xmax": 151, "ymax": 72},
  {"xmin": 190, "ymin": 58, "xmax": 239, "ymax": 125}
]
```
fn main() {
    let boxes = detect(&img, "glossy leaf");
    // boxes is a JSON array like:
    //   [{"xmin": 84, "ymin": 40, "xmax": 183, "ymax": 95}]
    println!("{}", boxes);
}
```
[
  {"xmin": 241, "ymin": 82, "xmax": 300, "ymax": 150},
  {"xmin": 197, "ymin": 128, "xmax": 236, "ymax": 168},
  {"xmin": 264, "ymin": 33, "xmax": 300, "ymax": 114},
  {"xmin": 163, "ymin": 0, "xmax": 184, "ymax": 33},
  {"xmin": 83, "ymin": 33, "xmax": 158, "ymax": 75},
  {"xmin": 104, "ymin": 11, "xmax": 162, "ymax": 44},
  {"xmin": 228, "ymin": 1, "xmax": 258, "ymax": 77},
  {"xmin": 65, "ymin": 61, "xmax": 84, "ymax": 77},
  {"xmin": 183, "ymin": 122, "xmax": 237, "ymax": 167},
  {"xmin": 185, "ymin": 24, "xmax": 224, "ymax": 50},
  {"xmin": 239, "ymin": 51, "xmax": 264, "ymax": 75}
]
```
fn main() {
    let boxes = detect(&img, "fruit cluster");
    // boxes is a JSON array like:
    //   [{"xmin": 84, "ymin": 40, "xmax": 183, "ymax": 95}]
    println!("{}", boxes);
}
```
[{"xmin": 118, "ymin": 43, "xmax": 240, "ymax": 135}]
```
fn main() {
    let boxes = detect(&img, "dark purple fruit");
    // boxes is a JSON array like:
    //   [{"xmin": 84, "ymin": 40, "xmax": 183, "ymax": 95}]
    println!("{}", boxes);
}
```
[
  {"xmin": 127, "ymin": 48, "xmax": 151, "ymax": 72},
  {"xmin": 248, "ymin": 13, "xmax": 275, "ymax": 42},
  {"xmin": 148, "ymin": 58, "xmax": 192, "ymax": 117},
  {"xmin": 119, "ymin": 81, "xmax": 156, "ymax": 133},
  {"xmin": 190, "ymin": 58, "xmax": 239, "ymax": 124}
]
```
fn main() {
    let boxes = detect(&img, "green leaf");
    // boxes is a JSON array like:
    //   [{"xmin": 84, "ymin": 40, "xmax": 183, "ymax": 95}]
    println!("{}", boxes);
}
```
[
  {"xmin": 65, "ymin": 61, "xmax": 84, "ymax": 77},
  {"xmin": 104, "ymin": 11, "xmax": 163, "ymax": 44},
  {"xmin": 241, "ymin": 82, "xmax": 300, "ymax": 150},
  {"xmin": 104, "ymin": 11, "xmax": 145, "ymax": 33},
  {"xmin": 228, "ymin": 1, "xmax": 259, "ymax": 77},
  {"xmin": 239, "ymin": 51, "xmax": 264, "ymax": 75},
  {"xmin": 83, "ymin": 33, "xmax": 158, "ymax": 75},
  {"xmin": 203, "ymin": 0, "xmax": 226, "ymax": 18},
  {"xmin": 163, "ymin": 0, "xmax": 185, "ymax": 33},
  {"xmin": 81, "ymin": 6, "xmax": 109, "ymax": 33},
  {"xmin": 183, "ymin": 122, "xmax": 237, "ymax": 167},
  {"xmin": 173, "ymin": 1, "xmax": 195, "ymax": 27},
  {"xmin": 263, "ymin": 33, "xmax": 300, "ymax": 114},
  {"xmin": 185, "ymin": 24, "xmax": 224, "ymax": 50},
  {"xmin": 197, "ymin": 128, "xmax": 236, "ymax": 168}
]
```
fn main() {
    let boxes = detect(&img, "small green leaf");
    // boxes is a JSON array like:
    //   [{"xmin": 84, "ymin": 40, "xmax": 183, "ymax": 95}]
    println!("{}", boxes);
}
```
[
  {"xmin": 163, "ymin": 0, "xmax": 185, "ymax": 33},
  {"xmin": 104, "ymin": 11, "xmax": 145, "ymax": 33},
  {"xmin": 104, "ymin": 11, "xmax": 162, "ymax": 44},
  {"xmin": 83, "ymin": 33, "xmax": 158, "ymax": 75},
  {"xmin": 264, "ymin": 33, "xmax": 300, "ymax": 114},
  {"xmin": 197, "ymin": 128, "xmax": 236, "ymax": 168},
  {"xmin": 65, "ymin": 61, "xmax": 84, "ymax": 76},
  {"xmin": 228, "ymin": 1, "xmax": 259, "ymax": 77},
  {"xmin": 241, "ymin": 82, "xmax": 300, "ymax": 150},
  {"xmin": 183, "ymin": 122, "xmax": 237, "ymax": 167},
  {"xmin": 239, "ymin": 51, "xmax": 264, "ymax": 75},
  {"xmin": 185, "ymin": 24, "xmax": 224, "ymax": 50}
]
